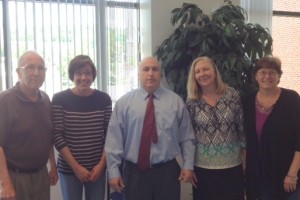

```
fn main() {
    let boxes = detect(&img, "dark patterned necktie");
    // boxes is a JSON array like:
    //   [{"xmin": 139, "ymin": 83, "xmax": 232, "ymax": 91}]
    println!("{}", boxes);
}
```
[{"xmin": 137, "ymin": 94, "xmax": 158, "ymax": 170}]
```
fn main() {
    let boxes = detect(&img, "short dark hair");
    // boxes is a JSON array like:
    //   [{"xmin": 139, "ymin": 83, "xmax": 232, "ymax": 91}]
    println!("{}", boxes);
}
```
[
  {"xmin": 68, "ymin": 55, "xmax": 96, "ymax": 81},
  {"xmin": 253, "ymin": 56, "xmax": 283, "ymax": 76}
]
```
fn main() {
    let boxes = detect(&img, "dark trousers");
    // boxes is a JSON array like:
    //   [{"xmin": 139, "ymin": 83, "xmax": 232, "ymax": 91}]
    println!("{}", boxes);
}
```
[
  {"xmin": 193, "ymin": 165, "xmax": 245, "ymax": 200},
  {"xmin": 123, "ymin": 159, "xmax": 181, "ymax": 200}
]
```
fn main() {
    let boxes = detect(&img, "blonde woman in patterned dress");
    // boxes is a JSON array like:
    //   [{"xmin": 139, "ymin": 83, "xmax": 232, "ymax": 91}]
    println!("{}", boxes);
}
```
[{"xmin": 186, "ymin": 56, "xmax": 246, "ymax": 200}]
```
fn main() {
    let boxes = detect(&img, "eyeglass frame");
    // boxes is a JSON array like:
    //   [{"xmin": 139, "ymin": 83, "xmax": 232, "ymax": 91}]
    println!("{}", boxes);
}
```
[
  {"xmin": 74, "ymin": 71, "xmax": 93, "ymax": 77},
  {"xmin": 256, "ymin": 69, "xmax": 278, "ymax": 77},
  {"xmin": 18, "ymin": 65, "xmax": 47, "ymax": 73}
]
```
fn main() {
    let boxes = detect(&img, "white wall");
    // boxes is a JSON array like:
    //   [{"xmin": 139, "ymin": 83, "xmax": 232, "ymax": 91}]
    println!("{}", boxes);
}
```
[
  {"xmin": 240, "ymin": 0, "xmax": 272, "ymax": 30},
  {"xmin": 140, "ymin": 0, "xmax": 240, "ymax": 58}
]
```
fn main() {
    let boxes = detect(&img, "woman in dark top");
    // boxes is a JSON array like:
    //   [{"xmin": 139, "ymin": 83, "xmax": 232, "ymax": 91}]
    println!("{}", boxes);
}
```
[
  {"xmin": 52, "ymin": 55, "xmax": 112, "ymax": 200},
  {"xmin": 243, "ymin": 56, "xmax": 300, "ymax": 200}
]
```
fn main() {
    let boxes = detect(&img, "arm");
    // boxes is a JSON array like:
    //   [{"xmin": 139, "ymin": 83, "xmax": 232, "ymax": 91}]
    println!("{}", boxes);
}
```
[
  {"xmin": 0, "ymin": 99, "xmax": 16, "ymax": 199},
  {"xmin": 234, "ymin": 90, "xmax": 247, "ymax": 172},
  {"xmin": 241, "ymin": 148, "xmax": 246, "ymax": 173},
  {"xmin": 284, "ymin": 93, "xmax": 300, "ymax": 192},
  {"xmin": 105, "ymin": 101, "xmax": 125, "ymax": 192},
  {"xmin": 90, "ymin": 149, "xmax": 106, "ymax": 182},
  {"xmin": 90, "ymin": 100, "xmax": 112, "ymax": 182},
  {"xmin": 235, "ymin": 90, "xmax": 246, "ymax": 149},
  {"xmin": 59, "ymin": 147, "xmax": 91, "ymax": 182},
  {"xmin": 180, "ymin": 99, "xmax": 196, "ymax": 170},
  {"xmin": 178, "ymin": 100, "xmax": 196, "ymax": 185},
  {"xmin": 0, "ymin": 147, "xmax": 16, "ymax": 200},
  {"xmin": 284, "ymin": 151, "xmax": 300, "ymax": 192},
  {"xmin": 48, "ymin": 147, "xmax": 58, "ymax": 186}
]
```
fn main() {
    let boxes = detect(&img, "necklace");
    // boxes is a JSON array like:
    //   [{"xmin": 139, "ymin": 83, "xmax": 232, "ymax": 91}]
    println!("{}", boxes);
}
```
[{"xmin": 256, "ymin": 98, "xmax": 273, "ymax": 114}]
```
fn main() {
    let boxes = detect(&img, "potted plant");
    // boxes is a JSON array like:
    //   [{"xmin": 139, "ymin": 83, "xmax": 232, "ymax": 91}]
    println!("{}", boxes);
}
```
[{"xmin": 154, "ymin": 0, "xmax": 272, "ymax": 99}]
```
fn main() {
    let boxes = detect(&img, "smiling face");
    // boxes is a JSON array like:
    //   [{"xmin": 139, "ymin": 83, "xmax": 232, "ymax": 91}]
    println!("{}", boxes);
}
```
[
  {"xmin": 138, "ymin": 57, "xmax": 161, "ymax": 93},
  {"xmin": 253, "ymin": 56, "xmax": 282, "ymax": 91},
  {"xmin": 194, "ymin": 59, "xmax": 216, "ymax": 90},
  {"xmin": 73, "ymin": 64, "xmax": 94, "ymax": 94},
  {"xmin": 255, "ymin": 68, "xmax": 280, "ymax": 90},
  {"xmin": 17, "ymin": 52, "xmax": 46, "ymax": 92}
]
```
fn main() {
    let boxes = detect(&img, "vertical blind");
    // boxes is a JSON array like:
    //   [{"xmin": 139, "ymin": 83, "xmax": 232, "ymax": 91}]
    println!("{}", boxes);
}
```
[
  {"xmin": 106, "ymin": 0, "xmax": 139, "ymax": 102},
  {"xmin": 0, "ymin": 0, "xmax": 139, "ymax": 103}
]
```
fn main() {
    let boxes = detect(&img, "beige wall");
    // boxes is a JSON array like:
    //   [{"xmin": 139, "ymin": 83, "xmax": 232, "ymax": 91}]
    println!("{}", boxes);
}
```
[{"xmin": 273, "ymin": 0, "xmax": 300, "ymax": 94}]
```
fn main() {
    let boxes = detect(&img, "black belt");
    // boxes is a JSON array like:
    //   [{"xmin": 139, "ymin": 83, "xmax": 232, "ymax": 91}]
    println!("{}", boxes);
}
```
[
  {"xmin": 151, "ymin": 158, "xmax": 176, "ymax": 168},
  {"xmin": 8, "ymin": 166, "xmax": 41, "ymax": 173},
  {"xmin": 126, "ymin": 158, "xmax": 176, "ymax": 169}
]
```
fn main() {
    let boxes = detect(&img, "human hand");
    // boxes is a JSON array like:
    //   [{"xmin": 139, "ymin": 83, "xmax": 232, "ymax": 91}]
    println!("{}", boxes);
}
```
[
  {"xmin": 89, "ymin": 163, "xmax": 105, "ymax": 182},
  {"xmin": 284, "ymin": 175, "xmax": 298, "ymax": 193},
  {"xmin": 48, "ymin": 167, "xmax": 59, "ymax": 186},
  {"xmin": 73, "ymin": 165, "xmax": 91, "ymax": 182},
  {"xmin": 0, "ymin": 181, "xmax": 16, "ymax": 200},
  {"xmin": 109, "ymin": 177, "xmax": 125, "ymax": 193},
  {"xmin": 178, "ymin": 169, "xmax": 197, "ymax": 188}
]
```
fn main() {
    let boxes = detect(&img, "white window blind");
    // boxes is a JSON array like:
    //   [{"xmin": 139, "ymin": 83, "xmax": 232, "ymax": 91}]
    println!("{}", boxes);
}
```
[{"xmin": 0, "ymin": 0, "xmax": 139, "ymax": 103}]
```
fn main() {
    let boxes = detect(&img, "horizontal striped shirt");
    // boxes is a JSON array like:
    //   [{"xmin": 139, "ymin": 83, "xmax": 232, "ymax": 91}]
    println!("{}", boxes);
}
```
[{"xmin": 52, "ymin": 89, "xmax": 112, "ymax": 174}]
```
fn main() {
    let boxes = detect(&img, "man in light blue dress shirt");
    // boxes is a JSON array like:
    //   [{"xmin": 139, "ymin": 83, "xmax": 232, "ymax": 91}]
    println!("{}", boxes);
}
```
[{"xmin": 105, "ymin": 57, "xmax": 196, "ymax": 200}]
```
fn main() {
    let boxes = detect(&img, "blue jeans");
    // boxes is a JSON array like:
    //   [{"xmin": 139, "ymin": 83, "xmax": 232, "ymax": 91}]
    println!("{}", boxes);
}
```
[{"xmin": 59, "ymin": 172, "xmax": 106, "ymax": 200}]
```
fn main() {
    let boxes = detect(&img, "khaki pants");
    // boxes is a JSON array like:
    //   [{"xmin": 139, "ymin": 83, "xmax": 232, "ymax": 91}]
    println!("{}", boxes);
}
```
[{"xmin": 9, "ymin": 166, "xmax": 50, "ymax": 200}]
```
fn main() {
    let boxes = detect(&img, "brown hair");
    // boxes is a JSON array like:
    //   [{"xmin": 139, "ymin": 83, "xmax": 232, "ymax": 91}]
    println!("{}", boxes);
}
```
[
  {"xmin": 68, "ymin": 55, "xmax": 96, "ymax": 81},
  {"xmin": 253, "ymin": 56, "xmax": 283, "ymax": 76}
]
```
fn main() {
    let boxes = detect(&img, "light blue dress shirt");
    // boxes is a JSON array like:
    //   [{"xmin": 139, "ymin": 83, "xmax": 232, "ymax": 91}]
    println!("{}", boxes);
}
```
[{"xmin": 105, "ymin": 87, "xmax": 195, "ymax": 179}]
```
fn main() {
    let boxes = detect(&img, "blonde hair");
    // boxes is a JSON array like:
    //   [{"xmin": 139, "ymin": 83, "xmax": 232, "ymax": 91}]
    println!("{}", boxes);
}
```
[{"xmin": 187, "ymin": 56, "xmax": 227, "ymax": 100}]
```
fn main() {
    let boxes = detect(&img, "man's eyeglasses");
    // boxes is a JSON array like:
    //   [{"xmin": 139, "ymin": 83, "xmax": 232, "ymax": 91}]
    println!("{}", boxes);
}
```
[{"xmin": 18, "ymin": 65, "xmax": 47, "ymax": 73}]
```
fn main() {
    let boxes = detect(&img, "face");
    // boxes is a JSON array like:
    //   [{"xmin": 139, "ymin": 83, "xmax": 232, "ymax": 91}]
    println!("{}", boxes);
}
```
[
  {"xmin": 17, "ymin": 53, "xmax": 46, "ymax": 92},
  {"xmin": 194, "ymin": 60, "xmax": 216, "ymax": 89},
  {"xmin": 139, "ymin": 58, "xmax": 161, "ymax": 93},
  {"xmin": 255, "ymin": 68, "xmax": 280, "ymax": 90},
  {"xmin": 73, "ymin": 64, "xmax": 94, "ymax": 93}
]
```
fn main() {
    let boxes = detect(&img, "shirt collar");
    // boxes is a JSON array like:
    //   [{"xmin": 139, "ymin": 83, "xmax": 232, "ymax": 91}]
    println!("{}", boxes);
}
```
[
  {"xmin": 14, "ymin": 82, "xmax": 44, "ymax": 103},
  {"xmin": 139, "ymin": 87, "xmax": 163, "ymax": 100}
]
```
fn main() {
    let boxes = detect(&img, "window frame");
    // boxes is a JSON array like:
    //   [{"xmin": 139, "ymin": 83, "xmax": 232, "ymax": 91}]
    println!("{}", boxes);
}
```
[{"xmin": 0, "ymin": 0, "xmax": 140, "ymax": 97}]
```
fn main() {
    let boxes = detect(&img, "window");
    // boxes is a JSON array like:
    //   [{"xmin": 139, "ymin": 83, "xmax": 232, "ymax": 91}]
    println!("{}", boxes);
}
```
[
  {"xmin": 0, "ymin": 0, "xmax": 139, "ymax": 103},
  {"xmin": 106, "ymin": 0, "xmax": 139, "ymax": 102},
  {"xmin": 272, "ymin": 0, "xmax": 300, "ymax": 94}
]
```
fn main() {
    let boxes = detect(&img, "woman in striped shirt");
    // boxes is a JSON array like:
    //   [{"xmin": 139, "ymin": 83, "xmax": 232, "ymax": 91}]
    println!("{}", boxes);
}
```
[{"xmin": 52, "ymin": 55, "xmax": 112, "ymax": 200}]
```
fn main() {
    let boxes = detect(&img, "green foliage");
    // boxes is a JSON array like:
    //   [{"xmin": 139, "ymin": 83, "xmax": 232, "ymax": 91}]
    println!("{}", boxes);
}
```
[{"xmin": 154, "ymin": 0, "xmax": 272, "ymax": 99}]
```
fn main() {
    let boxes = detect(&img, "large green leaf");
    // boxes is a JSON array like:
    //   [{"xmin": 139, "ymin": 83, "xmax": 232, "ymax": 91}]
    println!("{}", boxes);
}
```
[{"xmin": 154, "ymin": 1, "xmax": 272, "ymax": 98}]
